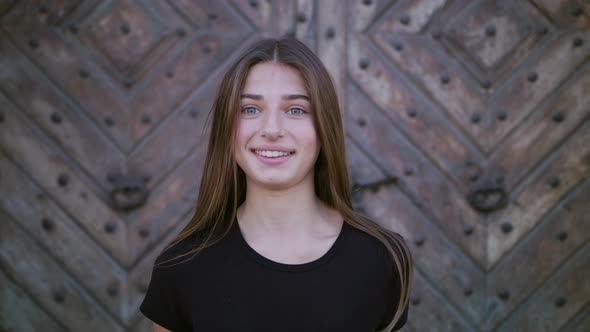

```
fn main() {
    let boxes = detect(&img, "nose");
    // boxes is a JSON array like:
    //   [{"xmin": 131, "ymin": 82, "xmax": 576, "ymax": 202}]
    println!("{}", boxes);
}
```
[{"xmin": 260, "ymin": 109, "xmax": 283, "ymax": 139}]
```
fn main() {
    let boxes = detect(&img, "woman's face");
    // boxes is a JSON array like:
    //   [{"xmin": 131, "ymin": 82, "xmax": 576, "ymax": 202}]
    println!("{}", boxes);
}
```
[{"xmin": 234, "ymin": 62, "xmax": 320, "ymax": 190}]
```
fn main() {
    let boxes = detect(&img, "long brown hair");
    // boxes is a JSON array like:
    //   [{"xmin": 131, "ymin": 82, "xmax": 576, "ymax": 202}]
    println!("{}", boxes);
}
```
[{"xmin": 157, "ymin": 36, "xmax": 412, "ymax": 329}]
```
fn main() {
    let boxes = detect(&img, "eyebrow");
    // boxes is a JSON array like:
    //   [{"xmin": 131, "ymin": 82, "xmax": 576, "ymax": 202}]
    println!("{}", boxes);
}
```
[{"xmin": 240, "ymin": 93, "xmax": 310, "ymax": 101}]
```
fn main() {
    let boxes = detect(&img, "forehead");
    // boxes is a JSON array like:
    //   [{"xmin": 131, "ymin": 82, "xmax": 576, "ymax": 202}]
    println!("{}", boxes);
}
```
[{"xmin": 242, "ymin": 62, "xmax": 307, "ymax": 95}]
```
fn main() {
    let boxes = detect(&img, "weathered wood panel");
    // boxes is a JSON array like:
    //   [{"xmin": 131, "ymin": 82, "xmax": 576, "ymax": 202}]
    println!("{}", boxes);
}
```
[{"xmin": 0, "ymin": 0, "xmax": 588, "ymax": 331}]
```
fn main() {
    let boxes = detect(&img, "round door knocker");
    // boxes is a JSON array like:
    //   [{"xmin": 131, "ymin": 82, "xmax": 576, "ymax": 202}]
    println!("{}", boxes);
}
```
[
  {"xmin": 109, "ymin": 174, "xmax": 150, "ymax": 212},
  {"xmin": 467, "ymin": 182, "xmax": 508, "ymax": 213}
]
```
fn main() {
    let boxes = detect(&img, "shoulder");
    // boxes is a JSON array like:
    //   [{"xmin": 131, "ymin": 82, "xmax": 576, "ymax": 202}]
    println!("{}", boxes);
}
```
[{"xmin": 153, "ymin": 232, "xmax": 207, "ymax": 271}]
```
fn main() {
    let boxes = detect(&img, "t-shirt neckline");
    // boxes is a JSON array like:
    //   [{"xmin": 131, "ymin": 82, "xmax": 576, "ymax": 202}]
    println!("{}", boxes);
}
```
[{"xmin": 231, "ymin": 218, "xmax": 348, "ymax": 273}]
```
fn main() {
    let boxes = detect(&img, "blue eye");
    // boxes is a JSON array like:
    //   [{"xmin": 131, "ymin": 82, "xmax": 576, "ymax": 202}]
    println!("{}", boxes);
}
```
[
  {"xmin": 287, "ymin": 108, "xmax": 306, "ymax": 115},
  {"xmin": 241, "ymin": 107, "xmax": 259, "ymax": 115}
]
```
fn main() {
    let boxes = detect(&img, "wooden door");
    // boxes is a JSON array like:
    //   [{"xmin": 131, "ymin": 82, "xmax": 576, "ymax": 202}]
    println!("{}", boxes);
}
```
[{"xmin": 0, "ymin": 1, "xmax": 588, "ymax": 331}]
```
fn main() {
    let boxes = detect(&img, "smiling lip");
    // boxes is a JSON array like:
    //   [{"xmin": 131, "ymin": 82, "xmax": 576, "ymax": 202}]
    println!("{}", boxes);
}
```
[{"xmin": 250, "ymin": 146, "xmax": 295, "ymax": 165}]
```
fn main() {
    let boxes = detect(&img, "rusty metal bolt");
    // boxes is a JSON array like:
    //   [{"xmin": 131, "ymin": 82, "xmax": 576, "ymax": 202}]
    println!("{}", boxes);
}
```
[
  {"xmin": 29, "ymin": 39, "xmax": 40, "ymax": 49},
  {"xmin": 208, "ymin": 13, "xmax": 217, "ymax": 21},
  {"xmin": 407, "ymin": 108, "xmax": 417, "ymax": 118},
  {"xmin": 471, "ymin": 113, "xmax": 481, "ymax": 124},
  {"xmin": 552, "ymin": 112, "xmax": 565, "ymax": 123},
  {"xmin": 527, "ymin": 72, "xmax": 538, "ymax": 83},
  {"xmin": 555, "ymin": 296, "xmax": 566, "ymax": 307},
  {"xmin": 362, "ymin": 0, "xmax": 373, "ymax": 6},
  {"xmin": 537, "ymin": 26, "xmax": 548, "ymax": 35},
  {"xmin": 501, "ymin": 222, "xmax": 513, "ymax": 234},
  {"xmin": 392, "ymin": 41, "xmax": 403, "ymax": 51},
  {"xmin": 104, "ymin": 222, "xmax": 117, "ymax": 234},
  {"xmin": 485, "ymin": 25, "xmax": 496, "ymax": 37},
  {"xmin": 104, "ymin": 116, "xmax": 115, "ymax": 126},
  {"xmin": 357, "ymin": 118, "xmax": 366, "ymax": 127},
  {"xmin": 399, "ymin": 14, "xmax": 410, "ymax": 25},
  {"xmin": 410, "ymin": 295, "xmax": 420, "ymax": 305},
  {"xmin": 463, "ymin": 224, "xmax": 474, "ymax": 235},
  {"xmin": 69, "ymin": 24, "xmax": 79, "ymax": 34},
  {"xmin": 573, "ymin": 38, "xmax": 584, "ymax": 47},
  {"xmin": 497, "ymin": 289, "xmax": 510, "ymax": 301},
  {"xmin": 497, "ymin": 111, "xmax": 507, "ymax": 121},
  {"xmin": 141, "ymin": 114, "xmax": 151, "ymax": 124},
  {"xmin": 123, "ymin": 78, "xmax": 132, "ymax": 87},
  {"xmin": 556, "ymin": 231, "xmax": 568, "ymax": 242},
  {"xmin": 547, "ymin": 176, "xmax": 560, "ymax": 188},
  {"xmin": 359, "ymin": 58, "xmax": 369, "ymax": 70},
  {"xmin": 404, "ymin": 168, "xmax": 413, "ymax": 176},
  {"xmin": 432, "ymin": 30, "xmax": 442, "ymax": 40},
  {"xmin": 57, "ymin": 174, "xmax": 68, "ymax": 187},
  {"xmin": 440, "ymin": 73, "xmax": 450, "ymax": 84},
  {"xmin": 41, "ymin": 218, "xmax": 55, "ymax": 232},
  {"xmin": 50, "ymin": 112, "xmax": 62, "ymax": 124},
  {"xmin": 482, "ymin": 80, "xmax": 492, "ymax": 89},
  {"xmin": 325, "ymin": 27, "xmax": 335, "ymax": 39}
]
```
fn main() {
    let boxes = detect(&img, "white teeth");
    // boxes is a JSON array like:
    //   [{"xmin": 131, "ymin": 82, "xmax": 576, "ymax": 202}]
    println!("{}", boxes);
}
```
[{"xmin": 254, "ymin": 150, "xmax": 291, "ymax": 158}]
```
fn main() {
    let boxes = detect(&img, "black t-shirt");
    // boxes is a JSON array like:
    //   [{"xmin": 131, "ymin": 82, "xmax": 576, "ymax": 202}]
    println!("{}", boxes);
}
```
[{"xmin": 140, "ymin": 219, "xmax": 408, "ymax": 332}]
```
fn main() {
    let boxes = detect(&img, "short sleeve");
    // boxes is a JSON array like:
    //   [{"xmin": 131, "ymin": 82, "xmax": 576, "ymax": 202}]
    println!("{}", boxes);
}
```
[{"xmin": 139, "ymin": 255, "xmax": 191, "ymax": 332}]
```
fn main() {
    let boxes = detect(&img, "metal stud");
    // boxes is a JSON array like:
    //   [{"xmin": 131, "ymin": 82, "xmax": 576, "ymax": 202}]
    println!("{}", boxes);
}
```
[
  {"xmin": 104, "ymin": 116, "xmax": 115, "ymax": 127},
  {"xmin": 537, "ymin": 26, "xmax": 548, "ymax": 35},
  {"xmin": 392, "ymin": 41, "xmax": 403, "ymax": 51},
  {"xmin": 400, "ymin": 14, "xmax": 410, "ymax": 26},
  {"xmin": 107, "ymin": 282, "xmax": 119, "ymax": 297},
  {"xmin": 407, "ymin": 108, "xmax": 417, "ymax": 118},
  {"xmin": 208, "ymin": 13, "xmax": 217, "ymax": 21},
  {"xmin": 548, "ymin": 176, "xmax": 560, "ymax": 188},
  {"xmin": 482, "ymin": 80, "xmax": 492, "ymax": 89},
  {"xmin": 556, "ymin": 231, "xmax": 568, "ymax": 242},
  {"xmin": 50, "ymin": 112, "xmax": 62, "ymax": 124},
  {"xmin": 362, "ymin": 0, "xmax": 372, "ymax": 6},
  {"xmin": 69, "ymin": 24, "xmax": 79, "ymax": 34},
  {"xmin": 138, "ymin": 227, "xmax": 150, "ymax": 238},
  {"xmin": 414, "ymin": 236, "xmax": 425, "ymax": 247},
  {"xmin": 166, "ymin": 70, "xmax": 174, "ymax": 78},
  {"xmin": 52, "ymin": 289, "xmax": 66, "ymax": 303},
  {"xmin": 498, "ymin": 289, "xmax": 510, "ymax": 301},
  {"xmin": 527, "ymin": 72, "xmax": 538, "ymax": 83},
  {"xmin": 404, "ymin": 168, "xmax": 413, "ymax": 176},
  {"xmin": 485, "ymin": 25, "xmax": 496, "ymax": 37},
  {"xmin": 249, "ymin": 0, "xmax": 258, "ymax": 8},
  {"xmin": 57, "ymin": 174, "xmax": 68, "ymax": 187},
  {"xmin": 123, "ymin": 78, "xmax": 132, "ymax": 88},
  {"xmin": 202, "ymin": 45, "xmax": 212, "ymax": 54},
  {"xmin": 440, "ymin": 73, "xmax": 450, "ymax": 84},
  {"xmin": 573, "ymin": 38, "xmax": 583, "ymax": 47},
  {"xmin": 357, "ymin": 118, "xmax": 366, "ymax": 127},
  {"xmin": 432, "ymin": 30, "xmax": 442, "ymax": 40},
  {"xmin": 176, "ymin": 28, "xmax": 186, "ymax": 37},
  {"xmin": 121, "ymin": 22, "xmax": 131, "ymax": 35},
  {"xmin": 189, "ymin": 109, "xmax": 198, "ymax": 118},
  {"xmin": 471, "ymin": 113, "xmax": 481, "ymax": 124},
  {"xmin": 496, "ymin": 176, "xmax": 504, "ymax": 185},
  {"xmin": 104, "ymin": 222, "xmax": 117, "ymax": 234},
  {"xmin": 79, "ymin": 68, "xmax": 89, "ymax": 79},
  {"xmin": 463, "ymin": 224, "xmax": 474, "ymax": 235},
  {"xmin": 39, "ymin": 5, "xmax": 48, "ymax": 14},
  {"xmin": 29, "ymin": 39, "xmax": 39, "ymax": 49},
  {"xmin": 501, "ymin": 222, "xmax": 513, "ymax": 234},
  {"xmin": 497, "ymin": 111, "xmax": 507, "ymax": 121},
  {"xmin": 464, "ymin": 287, "xmax": 473, "ymax": 296},
  {"xmin": 570, "ymin": 5, "xmax": 583, "ymax": 17},
  {"xmin": 555, "ymin": 296, "xmax": 566, "ymax": 307},
  {"xmin": 296, "ymin": 12, "xmax": 306, "ymax": 23},
  {"xmin": 552, "ymin": 112, "xmax": 565, "ymax": 123},
  {"xmin": 359, "ymin": 58, "xmax": 369, "ymax": 70},
  {"xmin": 41, "ymin": 218, "xmax": 55, "ymax": 232},
  {"xmin": 141, "ymin": 114, "xmax": 151, "ymax": 124},
  {"xmin": 410, "ymin": 295, "xmax": 420, "ymax": 305},
  {"xmin": 325, "ymin": 27, "xmax": 335, "ymax": 39}
]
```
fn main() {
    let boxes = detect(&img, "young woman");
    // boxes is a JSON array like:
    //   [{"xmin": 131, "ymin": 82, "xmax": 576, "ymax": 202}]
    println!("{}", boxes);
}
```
[{"xmin": 140, "ymin": 36, "xmax": 413, "ymax": 332}]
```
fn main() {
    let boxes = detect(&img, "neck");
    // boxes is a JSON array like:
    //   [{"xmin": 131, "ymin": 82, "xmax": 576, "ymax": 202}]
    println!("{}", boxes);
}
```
[{"xmin": 237, "ymin": 177, "xmax": 326, "ymax": 233}]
